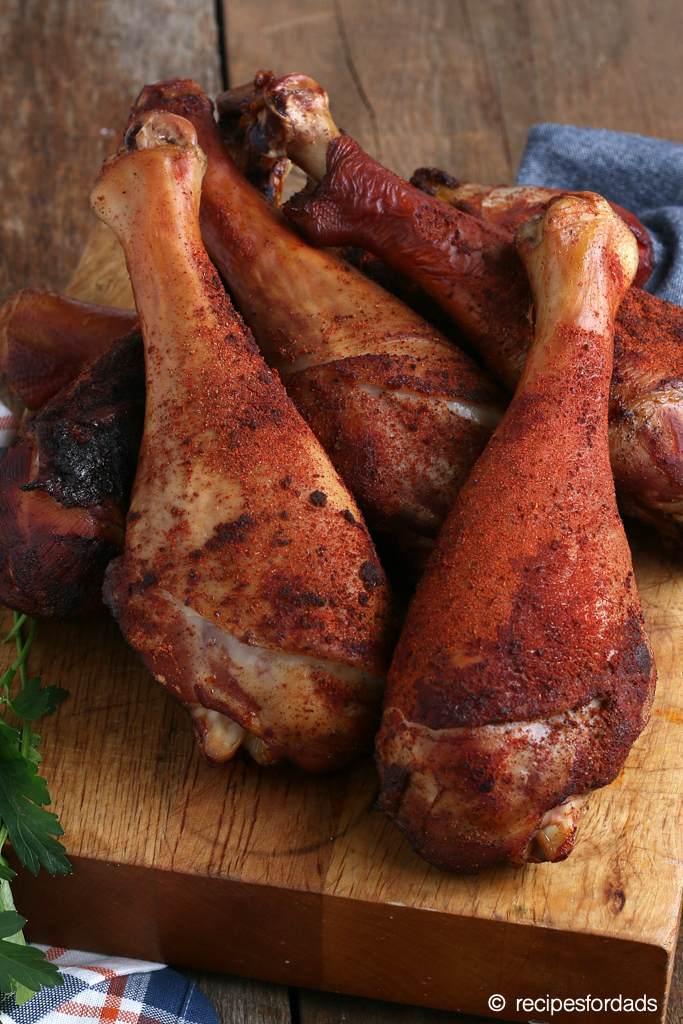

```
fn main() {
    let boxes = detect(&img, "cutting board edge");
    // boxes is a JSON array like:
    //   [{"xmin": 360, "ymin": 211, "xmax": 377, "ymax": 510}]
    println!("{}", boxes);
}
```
[
  {"xmin": 22, "ymin": 833, "xmax": 683, "ymax": 949},
  {"xmin": 13, "ymin": 852, "xmax": 673, "ymax": 1023}
]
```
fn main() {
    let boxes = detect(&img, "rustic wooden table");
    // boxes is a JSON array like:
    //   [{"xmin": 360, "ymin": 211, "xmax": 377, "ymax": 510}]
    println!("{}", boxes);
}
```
[{"xmin": 3, "ymin": 2, "xmax": 683, "ymax": 1021}]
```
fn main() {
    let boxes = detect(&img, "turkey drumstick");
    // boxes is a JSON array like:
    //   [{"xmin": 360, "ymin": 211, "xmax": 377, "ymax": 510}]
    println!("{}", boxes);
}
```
[
  {"xmin": 376, "ymin": 193, "xmax": 656, "ymax": 872},
  {"xmin": 222, "ymin": 72, "xmax": 532, "ymax": 388},
  {"xmin": 0, "ymin": 330, "xmax": 144, "ymax": 619},
  {"xmin": 127, "ymin": 81, "xmax": 505, "ymax": 570},
  {"xmin": 410, "ymin": 168, "xmax": 655, "ymax": 288},
  {"xmin": 408, "ymin": 172, "xmax": 683, "ymax": 542},
  {"xmin": 90, "ymin": 109, "xmax": 393, "ymax": 773},
  {"xmin": 0, "ymin": 289, "xmax": 137, "ymax": 411},
  {"xmin": 241, "ymin": 72, "xmax": 683, "ymax": 545}
]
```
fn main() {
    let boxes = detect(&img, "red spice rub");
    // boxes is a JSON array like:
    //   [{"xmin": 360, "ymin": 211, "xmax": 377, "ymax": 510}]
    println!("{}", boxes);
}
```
[
  {"xmin": 126, "ymin": 81, "xmax": 505, "ymax": 567},
  {"xmin": 376, "ymin": 194, "xmax": 656, "ymax": 870},
  {"xmin": 284, "ymin": 131, "xmax": 683, "ymax": 544}
]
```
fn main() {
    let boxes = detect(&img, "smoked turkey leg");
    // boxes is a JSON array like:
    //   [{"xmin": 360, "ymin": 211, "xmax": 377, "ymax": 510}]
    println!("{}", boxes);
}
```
[
  {"xmin": 237, "ymin": 71, "xmax": 683, "ymax": 545},
  {"xmin": 127, "ymin": 81, "xmax": 506, "ymax": 570},
  {"xmin": 0, "ymin": 330, "xmax": 144, "ymax": 619},
  {"xmin": 0, "ymin": 289, "xmax": 138, "ymax": 411},
  {"xmin": 409, "ymin": 168, "xmax": 655, "ymax": 288},
  {"xmin": 376, "ymin": 194, "xmax": 656, "ymax": 871},
  {"xmin": 90, "ymin": 109, "xmax": 393, "ymax": 773}
]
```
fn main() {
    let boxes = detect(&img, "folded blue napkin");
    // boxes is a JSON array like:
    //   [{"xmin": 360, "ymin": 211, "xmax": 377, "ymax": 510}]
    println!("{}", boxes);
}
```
[{"xmin": 516, "ymin": 123, "xmax": 683, "ymax": 306}]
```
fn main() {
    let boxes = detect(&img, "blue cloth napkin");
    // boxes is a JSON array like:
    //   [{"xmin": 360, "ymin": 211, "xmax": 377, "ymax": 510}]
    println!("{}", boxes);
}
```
[
  {"xmin": 516, "ymin": 123, "xmax": 683, "ymax": 306},
  {"xmin": 0, "ymin": 947, "xmax": 217, "ymax": 1024}
]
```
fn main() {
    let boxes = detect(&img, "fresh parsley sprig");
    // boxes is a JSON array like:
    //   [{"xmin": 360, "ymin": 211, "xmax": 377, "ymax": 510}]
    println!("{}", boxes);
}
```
[{"xmin": 0, "ymin": 613, "xmax": 70, "ymax": 1004}]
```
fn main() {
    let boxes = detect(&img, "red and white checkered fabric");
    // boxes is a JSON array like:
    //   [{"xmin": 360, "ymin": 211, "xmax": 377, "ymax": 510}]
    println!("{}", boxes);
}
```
[
  {"xmin": 0, "ymin": 947, "xmax": 167, "ymax": 1024},
  {"xmin": 33, "ymin": 946, "xmax": 164, "ymax": 986},
  {"xmin": 0, "ymin": 399, "xmax": 17, "ymax": 450},
  {"xmin": 0, "ymin": 946, "xmax": 216, "ymax": 1024}
]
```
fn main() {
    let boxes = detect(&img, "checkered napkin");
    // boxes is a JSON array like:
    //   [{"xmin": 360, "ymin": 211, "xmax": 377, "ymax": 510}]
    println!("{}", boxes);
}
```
[
  {"xmin": 0, "ymin": 398, "xmax": 17, "ymax": 461},
  {"xmin": 0, "ymin": 948, "xmax": 217, "ymax": 1024},
  {"xmin": 516, "ymin": 123, "xmax": 683, "ymax": 306}
]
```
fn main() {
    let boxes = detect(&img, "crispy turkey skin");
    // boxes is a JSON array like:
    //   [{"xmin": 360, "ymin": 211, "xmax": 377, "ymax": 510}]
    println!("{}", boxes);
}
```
[
  {"xmin": 0, "ymin": 330, "xmax": 144, "ymax": 618},
  {"xmin": 127, "ymin": 80, "xmax": 506, "ymax": 572},
  {"xmin": 248, "ymin": 71, "xmax": 683, "ymax": 546},
  {"xmin": 410, "ymin": 169, "xmax": 655, "ymax": 289},
  {"xmin": 90, "ymin": 109, "xmax": 393, "ymax": 773},
  {"xmin": 376, "ymin": 194, "xmax": 656, "ymax": 871},
  {"xmin": 0, "ymin": 289, "xmax": 138, "ymax": 410}
]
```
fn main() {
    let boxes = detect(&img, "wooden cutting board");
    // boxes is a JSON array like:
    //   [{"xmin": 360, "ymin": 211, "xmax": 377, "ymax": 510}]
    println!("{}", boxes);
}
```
[{"xmin": 3, "ymin": 224, "xmax": 683, "ymax": 1024}]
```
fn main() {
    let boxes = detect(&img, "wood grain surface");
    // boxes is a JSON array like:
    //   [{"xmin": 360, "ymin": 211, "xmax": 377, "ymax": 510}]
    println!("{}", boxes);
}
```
[
  {"xmin": 298, "ymin": 988, "xmax": 487, "ymax": 1023},
  {"xmin": 66, "ymin": 222, "xmax": 135, "ymax": 310},
  {"xmin": 181, "ymin": 969, "xmax": 292, "ymax": 1024},
  {"xmin": 4, "ymin": 1, "xmax": 683, "ymax": 1022},
  {"xmin": 186, "ymin": 971, "xmax": 497, "ymax": 1023},
  {"xmin": 223, "ymin": 0, "xmax": 683, "ymax": 183},
  {"xmin": 0, "ymin": 0, "xmax": 220, "ymax": 303}
]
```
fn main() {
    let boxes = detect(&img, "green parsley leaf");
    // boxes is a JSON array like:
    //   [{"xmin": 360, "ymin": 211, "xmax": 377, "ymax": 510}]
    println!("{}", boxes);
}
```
[
  {"xmin": 0, "ymin": 718, "xmax": 20, "ymax": 746},
  {"xmin": 0, "ymin": 885, "xmax": 50, "ymax": 1002},
  {"xmin": 9, "ymin": 677, "xmax": 69, "ymax": 722},
  {"xmin": 0, "ymin": 732, "xmax": 70, "ymax": 876},
  {"xmin": 0, "ymin": 939, "xmax": 63, "ymax": 997},
  {"xmin": 0, "ymin": 616, "xmax": 69, "ymax": 1003},
  {"xmin": 0, "ymin": 912, "xmax": 25, "ymax": 939},
  {"xmin": 25, "ymin": 732, "xmax": 42, "ymax": 765}
]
